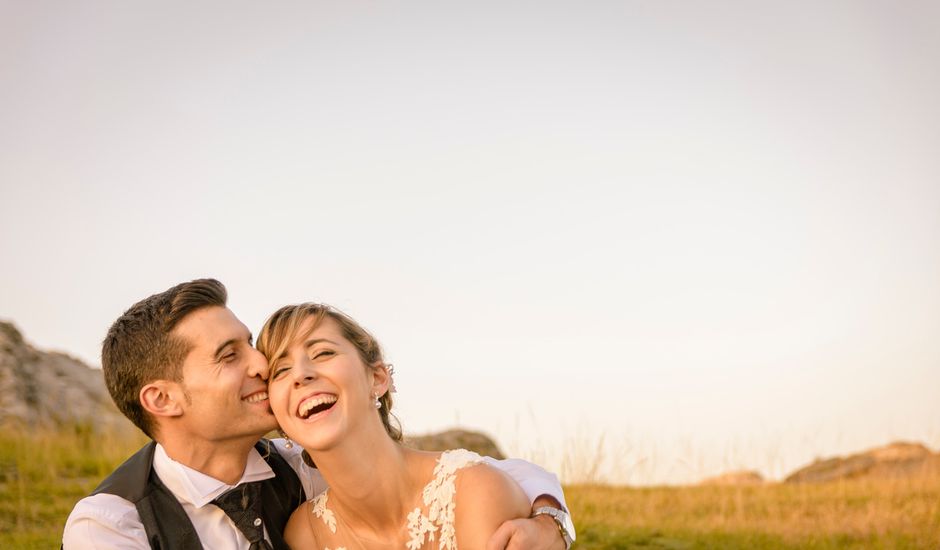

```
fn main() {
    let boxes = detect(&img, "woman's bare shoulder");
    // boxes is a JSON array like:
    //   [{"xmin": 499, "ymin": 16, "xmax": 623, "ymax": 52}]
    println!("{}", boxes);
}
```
[
  {"xmin": 454, "ymin": 463, "xmax": 530, "ymax": 548},
  {"xmin": 284, "ymin": 499, "xmax": 318, "ymax": 549}
]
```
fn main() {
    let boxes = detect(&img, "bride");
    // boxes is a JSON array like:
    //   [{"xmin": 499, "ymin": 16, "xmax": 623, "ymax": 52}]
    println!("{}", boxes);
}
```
[{"xmin": 257, "ymin": 303, "xmax": 530, "ymax": 549}]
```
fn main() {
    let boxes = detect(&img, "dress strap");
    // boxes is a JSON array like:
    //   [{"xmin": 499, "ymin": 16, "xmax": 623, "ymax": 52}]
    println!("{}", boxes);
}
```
[{"xmin": 407, "ymin": 449, "xmax": 485, "ymax": 550}]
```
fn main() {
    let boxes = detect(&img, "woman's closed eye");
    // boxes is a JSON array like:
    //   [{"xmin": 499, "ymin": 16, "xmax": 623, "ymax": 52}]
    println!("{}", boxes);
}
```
[
  {"xmin": 310, "ymin": 349, "xmax": 335, "ymax": 360},
  {"xmin": 271, "ymin": 365, "xmax": 290, "ymax": 380}
]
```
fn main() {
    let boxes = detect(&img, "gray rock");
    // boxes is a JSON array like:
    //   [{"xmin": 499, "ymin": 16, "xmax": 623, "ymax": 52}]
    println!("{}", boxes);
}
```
[
  {"xmin": 405, "ymin": 428, "xmax": 505, "ymax": 459},
  {"xmin": 785, "ymin": 441, "xmax": 939, "ymax": 483},
  {"xmin": 0, "ymin": 320, "xmax": 135, "ymax": 434}
]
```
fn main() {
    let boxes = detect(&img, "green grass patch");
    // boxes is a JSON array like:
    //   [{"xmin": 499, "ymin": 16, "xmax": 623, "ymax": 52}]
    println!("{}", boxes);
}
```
[{"xmin": 0, "ymin": 424, "xmax": 148, "ymax": 548}]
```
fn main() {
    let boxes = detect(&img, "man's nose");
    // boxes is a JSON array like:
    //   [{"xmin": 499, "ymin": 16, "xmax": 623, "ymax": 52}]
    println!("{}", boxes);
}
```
[{"xmin": 247, "ymin": 348, "xmax": 270, "ymax": 380}]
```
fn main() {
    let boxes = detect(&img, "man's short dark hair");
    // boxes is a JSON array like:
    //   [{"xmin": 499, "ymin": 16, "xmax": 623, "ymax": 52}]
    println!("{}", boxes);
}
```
[{"xmin": 102, "ymin": 278, "xmax": 227, "ymax": 437}]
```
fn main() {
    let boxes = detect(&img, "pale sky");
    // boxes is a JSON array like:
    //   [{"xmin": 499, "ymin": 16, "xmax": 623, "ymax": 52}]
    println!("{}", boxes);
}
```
[{"xmin": 2, "ymin": 1, "xmax": 938, "ymax": 485}]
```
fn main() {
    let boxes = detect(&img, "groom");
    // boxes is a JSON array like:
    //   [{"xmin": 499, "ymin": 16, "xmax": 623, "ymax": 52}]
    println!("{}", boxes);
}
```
[{"xmin": 63, "ymin": 279, "xmax": 574, "ymax": 549}]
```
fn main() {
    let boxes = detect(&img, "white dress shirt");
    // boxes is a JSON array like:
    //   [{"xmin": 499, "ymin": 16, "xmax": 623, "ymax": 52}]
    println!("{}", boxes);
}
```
[{"xmin": 62, "ymin": 439, "xmax": 569, "ymax": 549}]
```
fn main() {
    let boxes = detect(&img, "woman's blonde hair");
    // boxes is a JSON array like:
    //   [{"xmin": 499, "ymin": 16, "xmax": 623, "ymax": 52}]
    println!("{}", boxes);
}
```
[{"xmin": 257, "ymin": 303, "xmax": 402, "ymax": 442}]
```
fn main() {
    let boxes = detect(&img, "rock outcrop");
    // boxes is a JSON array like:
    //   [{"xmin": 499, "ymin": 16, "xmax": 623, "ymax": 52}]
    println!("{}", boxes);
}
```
[
  {"xmin": 785, "ymin": 441, "xmax": 940, "ymax": 483},
  {"xmin": 699, "ymin": 470, "xmax": 765, "ymax": 486},
  {"xmin": 405, "ymin": 428, "xmax": 505, "ymax": 459},
  {"xmin": 0, "ymin": 320, "xmax": 134, "ymax": 433}
]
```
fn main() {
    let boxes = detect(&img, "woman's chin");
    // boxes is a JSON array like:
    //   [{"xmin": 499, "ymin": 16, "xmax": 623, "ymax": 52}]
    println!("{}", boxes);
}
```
[
  {"xmin": 291, "ymin": 421, "xmax": 344, "ymax": 453},
  {"xmin": 298, "ymin": 435, "xmax": 341, "ymax": 454}
]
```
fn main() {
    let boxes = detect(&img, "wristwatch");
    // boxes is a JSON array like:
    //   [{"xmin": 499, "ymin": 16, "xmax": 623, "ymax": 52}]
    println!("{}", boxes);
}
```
[{"xmin": 532, "ymin": 506, "xmax": 575, "ymax": 549}]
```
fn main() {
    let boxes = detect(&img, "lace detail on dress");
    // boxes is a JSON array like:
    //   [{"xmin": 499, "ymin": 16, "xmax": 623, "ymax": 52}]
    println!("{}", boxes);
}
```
[
  {"xmin": 406, "ymin": 449, "xmax": 485, "ymax": 550},
  {"xmin": 311, "ymin": 490, "xmax": 338, "ymax": 533},
  {"xmin": 308, "ymin": 449, "xmax": 484, "ymax": 550}
]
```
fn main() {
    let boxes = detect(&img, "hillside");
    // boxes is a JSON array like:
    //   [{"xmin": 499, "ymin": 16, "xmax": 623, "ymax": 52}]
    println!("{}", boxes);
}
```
[{"xmin": 0, "ymin": 320, "xmax": 133, "ymax": 433}]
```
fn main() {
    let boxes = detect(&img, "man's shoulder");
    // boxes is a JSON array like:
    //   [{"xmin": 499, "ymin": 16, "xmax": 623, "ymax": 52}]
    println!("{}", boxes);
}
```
[
  {"xmin": 91, "ymin": 442, "xmax": 157, "ymax": 502},
  {"xmin": 67, "ymin": 492, "xmax": 139, "ymax": 523},
  {"xmin": 62, "ymin": 443, "xmax": 156, "ymax": 548},
  {"xmin": 63, "ymin": 493, "xmax": 146, "ymax": 549}
]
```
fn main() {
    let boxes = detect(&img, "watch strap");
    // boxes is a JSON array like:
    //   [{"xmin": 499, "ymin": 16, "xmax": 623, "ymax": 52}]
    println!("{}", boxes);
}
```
[{"xmin": 532, "ymin": 506, "xmax": 573, "ymax": 549}]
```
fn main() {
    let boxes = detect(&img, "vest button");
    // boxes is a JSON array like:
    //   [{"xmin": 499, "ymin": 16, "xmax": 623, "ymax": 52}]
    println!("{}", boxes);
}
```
[{"xmin": 253, "ymin": 518, "xmax": 262, "ymax": 527}]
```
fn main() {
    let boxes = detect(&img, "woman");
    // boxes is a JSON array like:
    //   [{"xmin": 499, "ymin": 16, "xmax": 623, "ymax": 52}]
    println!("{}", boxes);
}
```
[{"xmin": 258, "ymin": 303, "xmax": 530, "ymax": 549}]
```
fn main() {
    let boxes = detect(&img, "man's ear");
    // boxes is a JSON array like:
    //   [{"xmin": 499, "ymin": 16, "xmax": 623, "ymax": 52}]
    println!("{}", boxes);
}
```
[
  {"xmin": 370, "ymin": 362, "xmax": 391, "ymax": 398},
  {"xmin": 140, "ymin": 381, "xmax": 185, "ymax": 418}
]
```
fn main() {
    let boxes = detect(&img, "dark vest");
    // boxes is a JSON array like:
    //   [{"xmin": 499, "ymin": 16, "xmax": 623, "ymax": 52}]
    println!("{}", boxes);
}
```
[{"xmin": 86, "ymin": 439, "xmax": 306, "ymax": 550}]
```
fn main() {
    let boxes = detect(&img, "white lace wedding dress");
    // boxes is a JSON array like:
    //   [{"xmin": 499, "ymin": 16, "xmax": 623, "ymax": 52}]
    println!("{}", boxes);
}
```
[{"xmin": 307, "ymin": 449, "xmax": 485, "ymax": 550}]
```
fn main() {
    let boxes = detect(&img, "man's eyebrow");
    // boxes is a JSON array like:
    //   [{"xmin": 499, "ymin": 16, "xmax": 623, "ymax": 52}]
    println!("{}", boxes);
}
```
[{"xmin": 214, "ymin": 333, "xmax": 252, "ymax": 361}]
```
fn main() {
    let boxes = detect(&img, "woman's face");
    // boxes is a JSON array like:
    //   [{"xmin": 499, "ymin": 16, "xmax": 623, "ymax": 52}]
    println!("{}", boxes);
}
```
[{"xmin": 267, "ymin": 315, "xmax": 387, "ymax": 451}]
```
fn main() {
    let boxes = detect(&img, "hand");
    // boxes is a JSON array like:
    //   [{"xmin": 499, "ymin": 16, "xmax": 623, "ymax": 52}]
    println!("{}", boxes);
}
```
[{"xmin": 485, "ymin": 514, "xmax": 565, "ymax": 550}]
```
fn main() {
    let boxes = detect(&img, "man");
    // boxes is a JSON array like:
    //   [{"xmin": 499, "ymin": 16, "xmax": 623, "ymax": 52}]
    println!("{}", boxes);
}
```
[{"xmin": 63, "ymin": 279, "xmax": 575, "ymax": 549}]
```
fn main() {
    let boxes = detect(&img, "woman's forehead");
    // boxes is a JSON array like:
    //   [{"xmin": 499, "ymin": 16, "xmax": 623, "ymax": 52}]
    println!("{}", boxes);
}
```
[{"xmin": 294, "ymin": 314, "xmax": 341, "ymax": 344}]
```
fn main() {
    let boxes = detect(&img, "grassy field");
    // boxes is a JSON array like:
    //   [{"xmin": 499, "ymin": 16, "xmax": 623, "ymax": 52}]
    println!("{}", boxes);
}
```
[
  {"xmin": 2, "ymin": 426, "xmax": 939, "ymax": 549},
  {"xmin": 0, "ymin": 424, "xmax": 150, "ymax": 548},
  {"xmin": 569, "ymin": 481, "xmax": 940, "ymax": 549}
]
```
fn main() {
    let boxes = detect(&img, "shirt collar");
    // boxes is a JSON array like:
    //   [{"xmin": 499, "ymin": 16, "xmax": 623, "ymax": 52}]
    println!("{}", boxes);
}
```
[{"xmin": 152, "ymin": 442, "xmax": 276, "ymax": 508}]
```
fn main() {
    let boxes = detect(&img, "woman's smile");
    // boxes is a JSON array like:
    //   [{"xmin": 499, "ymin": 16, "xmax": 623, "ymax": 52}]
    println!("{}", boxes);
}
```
[{"xmin": 296, "ymin": 392, "xmax": 338, "ymax": 421}]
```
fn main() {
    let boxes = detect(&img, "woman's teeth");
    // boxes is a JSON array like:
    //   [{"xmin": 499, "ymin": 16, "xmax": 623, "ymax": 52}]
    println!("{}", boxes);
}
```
[{"xmin": 299, "ymin": 394, "xmax": 338, "ymax": 418}]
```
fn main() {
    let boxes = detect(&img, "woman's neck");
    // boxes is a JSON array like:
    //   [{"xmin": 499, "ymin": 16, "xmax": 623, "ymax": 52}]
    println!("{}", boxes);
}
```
[{"xmin": 308, "ymin": 425, "xmax": 429, "ymax": 538}]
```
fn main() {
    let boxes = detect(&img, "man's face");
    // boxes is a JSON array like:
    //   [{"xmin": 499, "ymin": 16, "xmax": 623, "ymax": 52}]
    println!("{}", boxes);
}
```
[{"xmin": 170, "ymin": 306, "xmax": 277, "ymax": 443}]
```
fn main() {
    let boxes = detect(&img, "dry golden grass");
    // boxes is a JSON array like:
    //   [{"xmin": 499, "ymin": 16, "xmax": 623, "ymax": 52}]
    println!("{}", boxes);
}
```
[
  {"xmin": 566, "ymin": 475, "xmax": 940, "ymax": 549},
  {"xmin": 3, "ymin": 425, "xmax": 940, "ymax": 549},
  {"xmin": 0, "ymin": 424, "xmax": 149, "ymax": 549}
]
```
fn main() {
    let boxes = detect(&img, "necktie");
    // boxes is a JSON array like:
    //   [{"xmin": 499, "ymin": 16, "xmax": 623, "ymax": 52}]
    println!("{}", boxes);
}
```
[{"xmin": 211, "ymin": 481, "xmax": 274, "ymax": 550}]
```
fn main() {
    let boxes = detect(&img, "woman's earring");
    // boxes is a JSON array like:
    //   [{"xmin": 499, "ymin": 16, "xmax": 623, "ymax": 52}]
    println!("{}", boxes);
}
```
[
  {"xmin": 279, "ymin": 429, "xmax": 294, "ymax": 449},
  {"xmin": 387, "ymin": 364, "xmax": 398, "ymax": 393},
  {"xmin": 373, "ymin": 392, "xmax": 382, "ymax": 409}
]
